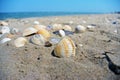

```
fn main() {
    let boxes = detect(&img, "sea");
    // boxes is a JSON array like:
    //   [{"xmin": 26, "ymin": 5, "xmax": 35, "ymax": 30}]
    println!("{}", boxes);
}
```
[{"xmin": 0, "ymin": 12, "xmax": 105, "ymax": 20}]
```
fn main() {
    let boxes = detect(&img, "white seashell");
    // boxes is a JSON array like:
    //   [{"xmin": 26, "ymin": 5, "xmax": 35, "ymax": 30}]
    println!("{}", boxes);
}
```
[
  {"xmin": 34, "ymin": 25, "xmax": 46, "ymax": 30},
  {"xmin": 49, "ymin": 37, "xmax": 61, "ymax": 44},
  {"xmin": 0, "ymin": 38, "xmax": 11, "ymax": 44},
  {"xmin": 0, "ymin": 21, "xmax": 8, "ymax": 26},
  {"xmin": 33, "ymin": 21, "xmax": 39, "ymax": 25},
  {"xmin": 30, "ymin": 34, "xmax": 46, "ymax": 45},
  {"xmin": 52, "ymin": 24, "xmax": 63, "ymax": 30},
  {"xmin": 23, "ymin": 27, "xmax": 38, "ymax": 36},
  {"xmin": 59, "ymin": 30, "xmax": 65, "ymax": 37},
  {"xmin": 75, "ymin": 25, "xmax": 86, "ymax": 33},
  {"xmin": 87, "ymin": 25, "xmax": 95, "ymax": 31},
  {"xmin": 14, "ymin": 37, "xmax": 27, "ymax": 47},
  {"xmin": 63, "ymin": 25, "xmax": 72, "ymax": 31},
  {"xmin": 54, "ymin": 37, "xmax": 76, "ymax": 58},
  {"xmin": 10, "ymin": 28, "xmax": 19, "ymax": 34},
  {"xmin": 1, "ymin": 26, "xmax": 10, "ymax": 34}
]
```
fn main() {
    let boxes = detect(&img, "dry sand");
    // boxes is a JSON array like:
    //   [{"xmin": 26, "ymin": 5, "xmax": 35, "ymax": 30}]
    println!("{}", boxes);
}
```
[{"xmin": 0, "ymin": 14, "xmax": 120, "ymax": 80}]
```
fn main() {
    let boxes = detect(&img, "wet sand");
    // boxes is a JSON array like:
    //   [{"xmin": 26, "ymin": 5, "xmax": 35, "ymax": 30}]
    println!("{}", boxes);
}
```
[{"xmin": 0, "ymin": 14, "xmax": 120, "ymax": 80}]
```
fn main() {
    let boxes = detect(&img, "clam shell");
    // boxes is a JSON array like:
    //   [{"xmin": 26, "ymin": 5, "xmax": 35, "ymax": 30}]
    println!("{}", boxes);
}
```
[
  {"xmin": 0, "ymin": 21, "xmax": 8, "ymax": 26},
  {"xmin": 59, "ymin": 30, "xmax": 65, "ymax": 37},
  {"xmin": 30, "ymin": 34, "xmax": 46, "ymax": 45},
  {"xmin": 0, "ymin": 38, "xmax": 11, "ymax": 44},
  {"xmin": 1, "ymin": 26, "xmax": 10, "ymax": 34},
  {"xmin": 23, "ymin": 27, "xmax": 38, "ymax": 37},
  {"xmin": 14, "ymin": 37, "xmax": 27, "ymax": 47},
  {"xmin": 52, "ymin": 24, "xmax": 63, "ymax": 30},
  {"xmin": 34, "ymin": 25, "xmax": 46, "ymax": 30},
  {"xmin": 37, "ymin": 28, "xmax": 50, "ymax": 39},
  {"xmin": 75, "ymin": 25, "xmax": 86, "ymax": 33},
  {"xmin": 54, "ymin": 37, "xmax": 76, "ymax": 58},
  {"xmin": 63, "ymin": 25, "xmax": 72, "ymax": 31}
]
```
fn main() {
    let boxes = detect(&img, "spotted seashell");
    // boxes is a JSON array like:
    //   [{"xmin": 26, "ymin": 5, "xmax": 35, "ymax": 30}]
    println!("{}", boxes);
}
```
[
  {"xmin": 23, "ymin": 27, "xmax": 38, "ymax": 37},
  {"xmin": 63, "ymin": 25, "xmax": 72, "ymax": 31},
  {"xmin": 34, "ymin": 25, "xmax": 46, "ymax": 30},
  {"xmin": 52, "ymin": 24, "xmax": 63, "ymax": 30},
  {"xmin": 37, "ymin": 28, "xmax": 50, "ymax": 40},
  {"xmin": 54, "ymin": 37, "xmax": 76, "ymax": 58},
  {"xmin": 75, "ymin": 25, "xmax": 86, "ymax": 33},
  {"xmin": 0, "ymin": 21, "xmax": 8, "ymax": 26},
  {"xmin": 14, "ymin": 37, "xmax": 27, "ymax": 47},
  {"xmin": 30, "ymin": 34, "xmax": 46, "ymax": 45}
]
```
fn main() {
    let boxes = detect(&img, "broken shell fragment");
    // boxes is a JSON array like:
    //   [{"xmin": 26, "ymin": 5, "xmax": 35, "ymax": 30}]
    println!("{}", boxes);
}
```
[
  {"xmin": 23, "ymin": 27, "xmax": 37, "ymax": 37},
  {"xmin": 14, "ymin": 37, "xmax": 27, "ymax": 47},
  {"xmin": 75, "ymin": 25, "xmax": 86, "ymax": 33},
  {"xmin": 37, "ymin": 28, "xmax": 50, "ymax": 39},
  {"xmin": 54, "ymin": 37, "xmax": 76, "ymax": 58},
  {"xmin": 30, "ymin": 34, "xmax": 46, "ymax": 45}
]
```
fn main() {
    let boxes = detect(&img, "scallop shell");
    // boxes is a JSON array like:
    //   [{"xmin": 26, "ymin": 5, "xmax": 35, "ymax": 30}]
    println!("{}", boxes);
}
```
[
  {"xmin": 63, "ymin": 25, "xmax": 72, "ymax": 31},
  {"xmin": 75, "ymin": 25, "xmax": 86, "ymax": 33},
  {"xmin": 52, "ymin": 24, "xmax": 63, "ymax": 30},
  {"xmin": 59, "ymin": 30, "xmax": 65, "ymax": 37},
  {"xmin": 34, "ymin": 25, "xmax": 46, "ymax": 30},
  {"xmin": 1, "ymin": 26, "xmax": 10, "ymax": 34},
  {"xmin": 54, "ymin": 37, "xmax": 76, "ymax": 58},
  {"xmin": 14, "ymin": 37, "xmax": 27, "ymax": 47},
  {"xmin": 0, "ymin": 21, "xmax": 8, "ymax": 26},
  {"xmin": 37, "ymin": 28, "xmax": 50, "ymax": 39},
  {"xmin": 23, "ymin": 27, "xmax": 38, "ymax": 37},
  {"xmin": 30, "ymin": 34, "xmax": 46, "ymax": 45}
]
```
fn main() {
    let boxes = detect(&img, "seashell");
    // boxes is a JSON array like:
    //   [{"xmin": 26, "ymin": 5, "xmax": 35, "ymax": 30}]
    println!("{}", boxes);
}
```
[
  {"xmin": 10, "ymin": 28, "xmax": 19, "ymax": 34},
  {"xmin": 0, "ymin": 38, "xmax": 11, "ymax": 44},
  {"xmin": 49, "ymin": 37, "xmax": 61, "ymax": 45},
  {"xmin": 23, "ymin": 27, "xmax": 38, "ymax": 37},
  {"xmin": 54, "ymin": 37, "xmax": 76, "ymax": 58},
  {"xmin": 34, "ymin": 25, "xmax": 46, "ymax": 30},
  {"xmin": 30, "ymin": 34, "xmax": 46, "ymax": 45},
  {"xmin": 0, "ymin": 21, "xmax": 8, "ymax": 26},
  {"xmin": 52, "ymin": 24, "xmax": 63, "ymax": 30},
  {"xmin": 59, "ymin": 30, "xmax": 65, "ymax": 37},
  {"xmin": 1, "ymin": 26, "xmax": 10, "ymax": 34},
  {"xmin": 37, "ymin": 28, "xmax": 50, "ymax": 39},
  {"xmin": 75, "ymin": 25, "xmax": 86, "ymax": 33},
  {"xmin": 63, "ymin": 25, "xmax": 72, "ymax": 31},
  {"xmin": 14, "ymin": 37, "xmax": 27, "ymax": 47},
  {"xmin": 33, "ymin": 21, "xmax": 39, "ymax": 25},
  {"xmin": 87, "ymin": 25, "xmax": 95, "ymax": 31}
]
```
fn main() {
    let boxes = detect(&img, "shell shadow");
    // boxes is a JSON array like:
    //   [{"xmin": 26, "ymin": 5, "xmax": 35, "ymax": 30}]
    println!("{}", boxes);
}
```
[{"xmin": 51, "ymin": 50, "xmax": 60, "ymax": 58}]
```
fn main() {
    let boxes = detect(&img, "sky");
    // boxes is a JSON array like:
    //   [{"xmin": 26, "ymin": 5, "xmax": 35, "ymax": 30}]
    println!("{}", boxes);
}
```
[{"xmin": 0, "ymin": 0, "xmax": 120, "ymax": 13}]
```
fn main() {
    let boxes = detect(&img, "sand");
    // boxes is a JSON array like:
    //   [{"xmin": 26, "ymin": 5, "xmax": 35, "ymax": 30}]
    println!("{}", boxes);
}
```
[{"xmin": 0, "ymin": 14, "xmax": 120, "ymax": 80}]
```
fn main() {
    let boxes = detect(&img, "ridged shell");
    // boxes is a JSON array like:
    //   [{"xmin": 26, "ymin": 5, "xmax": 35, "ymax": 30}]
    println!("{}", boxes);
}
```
[
  {"xmin": 63, "ymin": 25, "xmax": 72, "ymax": 31},
  {"xmin": 0, "ymin": 21, "xmax": 8, "ymax": 26},
  {"xmin": 23, "ymin": 27, "xmax": 38, "ymax": 36},
  {"xmin": 34, "ymin": 25, "xmax": 46, "ymax": 30},
  {"xmin": 14, "ymin": 37, "xmax": 27, "ymax": 47},
  {"xmin": 75, "ymin": 25, "xmax": 86, "ymax": 33},
  {"xmin": 54, "ymin": 37, "xmax": 76, "ymax": 58},
  {"xmin": 37, "ymin": 28, "xmax": 50, "ymax": 39},
  {"xmin": 30, "ymin": 34, "xmax": 46, "ymax": 45},
  {"xmin": 52, "ymin": 24, "xmax": 63, "ymax": 30}
]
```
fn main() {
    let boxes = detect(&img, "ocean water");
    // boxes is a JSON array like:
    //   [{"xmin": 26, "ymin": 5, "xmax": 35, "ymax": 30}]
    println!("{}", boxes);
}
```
[{"xmin": 0, "ymin": 12, "xmax": 103, "ymax": 20}]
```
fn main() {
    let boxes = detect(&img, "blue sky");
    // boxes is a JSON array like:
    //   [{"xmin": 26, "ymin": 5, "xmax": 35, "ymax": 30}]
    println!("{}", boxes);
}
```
[{"xmin": 0, "ymin": 0, "xmax": 120, "ymax": 12}]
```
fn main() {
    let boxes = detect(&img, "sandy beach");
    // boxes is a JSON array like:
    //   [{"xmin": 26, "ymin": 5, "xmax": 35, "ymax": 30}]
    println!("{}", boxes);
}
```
[{"xmin": 0, "ymin": 14, "xmax": 120, "ymax": 80}]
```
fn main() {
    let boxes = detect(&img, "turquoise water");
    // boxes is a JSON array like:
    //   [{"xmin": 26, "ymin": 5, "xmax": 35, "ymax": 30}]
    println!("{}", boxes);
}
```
[{"xmin": 0, "ymin": 12, "xmax": 105, "ymax": 20}]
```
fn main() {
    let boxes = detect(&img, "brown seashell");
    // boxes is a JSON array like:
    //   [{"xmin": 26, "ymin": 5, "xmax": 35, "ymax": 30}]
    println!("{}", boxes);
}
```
[
  {"xmin": 37, "ymin": 28, "xmax": 50, "ymax": 40},
  {"xmin": 14, "ymin": 37, "xmax": 27, "ymax": 47},
  {"xmin": 54, "ymin": 36, "xmax": 76, "ymax": 58},
  {"xmin": 23, "ymin": 27, "xmax": 38, "ymax": 37}
]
